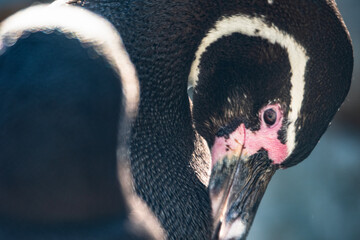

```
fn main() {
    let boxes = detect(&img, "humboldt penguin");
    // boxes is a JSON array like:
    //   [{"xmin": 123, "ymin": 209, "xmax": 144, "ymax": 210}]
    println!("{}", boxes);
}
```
[
  {"xmin": 59, "ymin": 0, "xmax": 353, "ymax": 239},
  {"xmin": 0, "ymin": 4, "xmax": 163, "ymax": 239}
]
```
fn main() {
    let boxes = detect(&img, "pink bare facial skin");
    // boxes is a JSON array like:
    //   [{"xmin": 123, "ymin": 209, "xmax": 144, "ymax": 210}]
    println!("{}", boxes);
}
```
[{"xmin": 211, "ymin": 104, "xmax": 288, "ymax": 167}]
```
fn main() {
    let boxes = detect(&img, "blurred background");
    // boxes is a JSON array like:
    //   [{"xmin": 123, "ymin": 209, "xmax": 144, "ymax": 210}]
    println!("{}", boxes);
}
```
[{"xmin": 1, "ymin": 0, "xmax": 359, "ymax": 239}]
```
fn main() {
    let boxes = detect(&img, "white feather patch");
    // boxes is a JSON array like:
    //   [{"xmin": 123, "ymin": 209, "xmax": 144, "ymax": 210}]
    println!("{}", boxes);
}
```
[
  {"xmin": 188, "ymin": 14, "xmax": 309, "ymax": 158},
  {"xmin": 219, "ymin": 219, "xmax": 246, "ymax": 240}
]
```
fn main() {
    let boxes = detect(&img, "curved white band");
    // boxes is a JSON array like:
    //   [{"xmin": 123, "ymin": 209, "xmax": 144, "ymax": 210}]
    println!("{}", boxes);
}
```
[{"xmin": 0, "ymin": 4, "xmax": 139, "ymax": 118}]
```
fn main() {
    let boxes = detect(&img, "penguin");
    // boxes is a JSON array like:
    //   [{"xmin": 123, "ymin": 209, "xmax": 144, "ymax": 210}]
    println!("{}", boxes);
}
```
[
  {"xmin": 60, "ymin": 0, "xmax": 353, "ymax": 239},
  {"xmin": 0, "ymin": 4, "xmax": 163, "ymax": 239}
]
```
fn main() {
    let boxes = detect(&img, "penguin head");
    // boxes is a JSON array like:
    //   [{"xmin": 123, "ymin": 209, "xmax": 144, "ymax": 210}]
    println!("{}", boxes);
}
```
[{"xmin": 189, "ymin": 1, "xmax": 353, "ymax": 239}]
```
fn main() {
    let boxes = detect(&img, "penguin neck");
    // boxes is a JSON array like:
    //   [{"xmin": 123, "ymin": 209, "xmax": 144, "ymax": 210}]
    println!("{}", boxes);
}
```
[{"xmin": 74, "ymin": 0, "xmax": 219, "ymax": 238}]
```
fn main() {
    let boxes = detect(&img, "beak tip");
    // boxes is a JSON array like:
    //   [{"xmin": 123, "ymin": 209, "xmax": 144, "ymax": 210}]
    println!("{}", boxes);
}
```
[
  {"xmin": 209, "ymin": 151, "xmax": 276, "ymax": 240},
  {"xmin": 214, "ymin": 218, "xmax": 247, "ymax": 240}
]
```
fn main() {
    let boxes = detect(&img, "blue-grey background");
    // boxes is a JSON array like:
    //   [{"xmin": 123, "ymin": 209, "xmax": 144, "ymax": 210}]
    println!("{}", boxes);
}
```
[{"xmin": 1, "ymin": 0, "xmax": 359, "ymax": 239}]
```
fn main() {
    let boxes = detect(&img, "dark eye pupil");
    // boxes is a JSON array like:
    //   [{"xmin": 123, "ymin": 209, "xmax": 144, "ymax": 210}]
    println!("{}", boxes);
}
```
[{"xmin": 264, "ymin": 109, "xmax": 277, "ymax": 126}]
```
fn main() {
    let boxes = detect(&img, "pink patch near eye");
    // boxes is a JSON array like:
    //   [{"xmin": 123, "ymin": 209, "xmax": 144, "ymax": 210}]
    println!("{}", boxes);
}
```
[
  {"xmin": 211, "ymin": 104, "xmax": 288, "ymax": 166},
  {"xmin": 246, "ymin": 104, "xmax": 288, "ymax": 164}
]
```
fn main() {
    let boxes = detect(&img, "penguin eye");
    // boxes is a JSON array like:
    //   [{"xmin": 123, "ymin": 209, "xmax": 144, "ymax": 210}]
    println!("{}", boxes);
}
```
[{"xmin": 263, "ymin": 108, "xmax": 277, "ymax": 126}]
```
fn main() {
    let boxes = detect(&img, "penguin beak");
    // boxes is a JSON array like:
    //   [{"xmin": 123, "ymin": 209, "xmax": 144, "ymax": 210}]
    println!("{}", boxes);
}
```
[{"xmin": 209, "ymin": 146, "xmax": 277, "ymax": 240}]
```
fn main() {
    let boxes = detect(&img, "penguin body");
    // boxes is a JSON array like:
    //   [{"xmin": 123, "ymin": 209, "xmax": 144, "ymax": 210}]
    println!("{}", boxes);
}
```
[{"xmin": 58, "ymin": 0, "xmax": 353, "ymax": 239}]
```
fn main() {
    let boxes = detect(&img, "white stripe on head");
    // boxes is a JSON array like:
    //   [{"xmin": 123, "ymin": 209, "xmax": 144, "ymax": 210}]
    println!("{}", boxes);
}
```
[
  {"xmin": 0, "ymin": 4, "xmax": 139, "ymax": 118},
  {"xmin": 50, "ymin": 0, "xmax": 72, "ymax": 7},
  {"xmin": 188, "ymin": 14, "xmax": 309, "ymax": 158}
]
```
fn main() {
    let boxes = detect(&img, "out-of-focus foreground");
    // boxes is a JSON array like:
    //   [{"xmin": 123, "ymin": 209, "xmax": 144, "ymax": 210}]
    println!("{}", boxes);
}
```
[{"xmin": 1, "ymin": 0, "xmax": 359, "ymax": 239}]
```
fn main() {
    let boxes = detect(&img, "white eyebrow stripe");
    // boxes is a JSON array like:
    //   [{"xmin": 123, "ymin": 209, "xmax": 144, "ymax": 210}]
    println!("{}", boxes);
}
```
[{"xmin": 188, "ymin": 14, "xmax": 309, "ymax": 158}]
